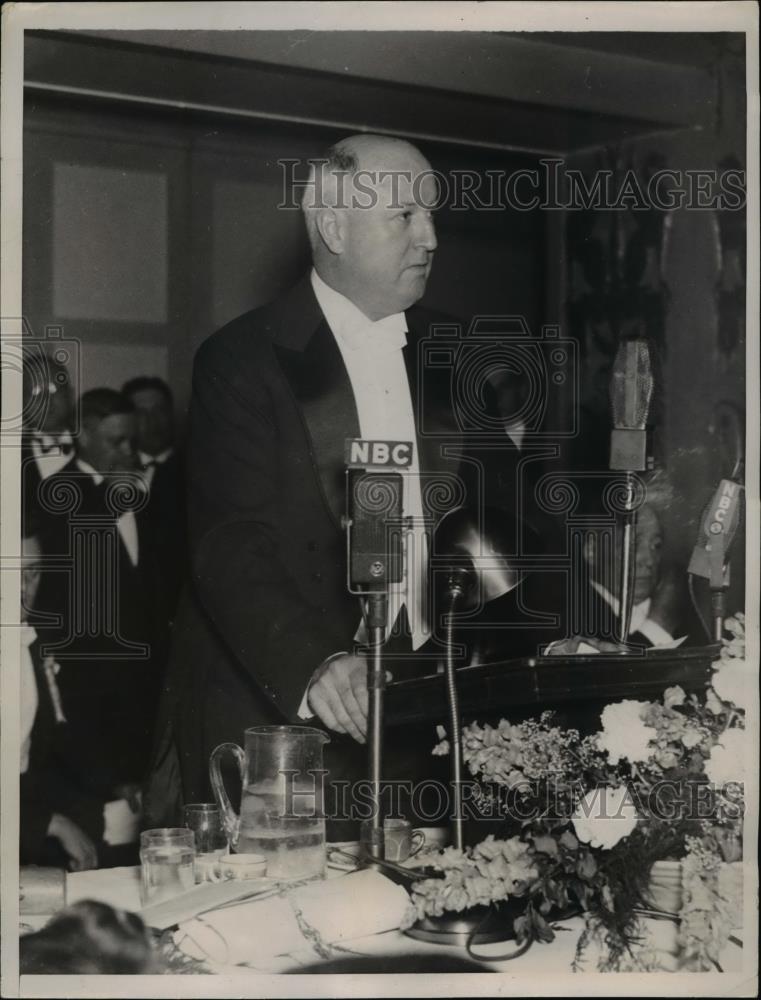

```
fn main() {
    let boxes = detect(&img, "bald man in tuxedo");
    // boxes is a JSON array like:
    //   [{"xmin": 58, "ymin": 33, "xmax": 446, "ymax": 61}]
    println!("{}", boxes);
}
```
[{"xmin": 153, "ymin": 136, "xmax": 525, "ymax": 827}]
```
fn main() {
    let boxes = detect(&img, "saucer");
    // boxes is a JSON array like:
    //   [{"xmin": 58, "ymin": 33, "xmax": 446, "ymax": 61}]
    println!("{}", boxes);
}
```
[{"xmin": 326, "ymin": 841, "xmax": 361, "ymax": 872}]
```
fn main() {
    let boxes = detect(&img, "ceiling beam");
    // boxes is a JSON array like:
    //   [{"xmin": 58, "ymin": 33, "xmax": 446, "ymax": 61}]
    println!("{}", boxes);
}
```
[{"xmin": 70, "ymin": 28, "xmax": 716, "ymax": 128}]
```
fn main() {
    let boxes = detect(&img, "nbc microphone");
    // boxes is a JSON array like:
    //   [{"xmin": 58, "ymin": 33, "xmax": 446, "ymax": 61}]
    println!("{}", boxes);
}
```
[
  {"xmin": 608, "ymin": 339, "xmax": 654, "ymax": 643},
  {"xmin": 688, "ymin": 479, "xmax": 744, "ymax": 641},
  {"xmin": 344, "ymin": 439, "xmax": 407, "ymax": 594},
  {"xmin": 609, "ymin": 338, "xmax": 654, "ymax": 472},
  {"xmin": 344, "ymin": 438, "xmax": 409, "ymax": 865}
]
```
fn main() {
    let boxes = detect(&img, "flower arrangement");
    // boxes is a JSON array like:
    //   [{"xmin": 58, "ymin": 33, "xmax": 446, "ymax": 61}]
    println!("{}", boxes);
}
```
[{"xmin": 406, "ymin": 615, "xmax": 747, "ymax": 971}]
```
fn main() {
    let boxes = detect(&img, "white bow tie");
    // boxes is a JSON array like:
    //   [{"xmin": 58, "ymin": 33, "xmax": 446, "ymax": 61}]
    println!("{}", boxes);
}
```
[
  {"xmin": 340, "ymin": 315, "xmax": 408, "ymax": 356},
  {"xmin": 34, "ymin": 433, "xmax": 73, "ymax": 455}
]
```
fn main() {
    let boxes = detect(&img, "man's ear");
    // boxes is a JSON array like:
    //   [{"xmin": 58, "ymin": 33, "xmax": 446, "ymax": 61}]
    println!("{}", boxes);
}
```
[{"xmin": 314, "ymin": 207, "xmax": 345, "ymax": 255}]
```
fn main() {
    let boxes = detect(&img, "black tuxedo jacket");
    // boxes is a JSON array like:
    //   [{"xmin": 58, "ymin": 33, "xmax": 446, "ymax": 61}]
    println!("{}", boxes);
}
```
[
  {"xmin": 21, "ymin": 438, "xmax": 43, "ymax": 518},
  {"xmin": 36, "ymin": 458, "xmax": 168, "ymax": 667},
  {"xmin": 160, "ymin": 276, "xmax": 522, "ymax": 802},
  {"xmin": 35, "ymin": 459, "xmax": 171, "ymax": 782},
  {"xmin": 143, "ymin": 450, "xmax": 188, "ymax": 619},
  {"xmin": 577, "ymin": 579, "xmax": 707, "ymax": 650},
  {"xmin": 20, "ymin": 639, "xmax": 105, "ymax": 863},
  {"xmin": 21, "ymin": 435, "xmax": 75, "ymax": 520},
  {"xmin": 20, "ymin": 639, "xmax": 61, "ymax": 861}
]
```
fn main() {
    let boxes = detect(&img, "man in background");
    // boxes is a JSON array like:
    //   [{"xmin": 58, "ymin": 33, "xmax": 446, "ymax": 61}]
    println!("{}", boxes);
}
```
[
  {"xmin": 36, "ymin": 388, "xmax": 169, "ymax": 797},
  {"xmin": 578, "ymin": 478, "xmax": 706, "ymax": 648},
  {"xmin": 122, "ymin": 376, "xmax": 187, "ymax": 618},
  {"xmin": 22, "ymin": 351, "xmax": 75, "ymax": 516},
  {"xmin": 19, "ymin": 512, "xmax": 99, "ymax": 871}
]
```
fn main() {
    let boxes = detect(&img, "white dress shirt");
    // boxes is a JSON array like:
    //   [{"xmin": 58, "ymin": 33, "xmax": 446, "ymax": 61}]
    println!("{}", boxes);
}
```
[
  {"xmin": 138, "ymin": 447, "xmax": 174, "ymax": 490},
  {"xmin": 310, "ymin": 269, "xmax": 430, "ymax": 649},
  {"xmin": 590, "ymin": 580, "xmax": 675, "ymax": 647},
  {"xmin": 76, "ymin": 459, "xmax": 139, "ymax": 568},
  {"xmin": 31, "ymin": 431, "xmax": 73, "ymax": 481},
  {"xmin": 297, "ymin": 271, "xmax": 431, "ymax": 719}
]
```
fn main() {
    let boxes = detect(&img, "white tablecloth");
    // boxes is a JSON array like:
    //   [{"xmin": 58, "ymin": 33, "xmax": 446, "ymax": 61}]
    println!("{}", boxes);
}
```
[{"xmin": 59, "ymin": 865, "xmax": 742, "ymax": 976}]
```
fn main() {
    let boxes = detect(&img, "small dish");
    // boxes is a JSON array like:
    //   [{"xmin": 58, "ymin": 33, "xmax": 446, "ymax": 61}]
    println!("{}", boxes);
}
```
[
  {"xmin": 217, "ymin": 853, "xmax": 267, "ymax": 880},
  {"xmin": 326, "ymin": 841, "xmax": 361, "ymax": 871}
]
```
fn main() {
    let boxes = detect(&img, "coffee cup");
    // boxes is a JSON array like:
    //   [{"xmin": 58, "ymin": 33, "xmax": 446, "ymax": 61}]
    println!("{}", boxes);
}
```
[
  {"xmin": 217, "ymin": 853, "xmax": 267, "ymax": 880},
  {"xmin": 383, "ymin": 819, "xmax": 425, "ymax": 863}
]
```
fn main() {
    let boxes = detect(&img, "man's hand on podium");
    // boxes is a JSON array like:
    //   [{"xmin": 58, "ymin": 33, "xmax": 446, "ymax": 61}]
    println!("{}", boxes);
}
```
[{"xmin": 307, "ymin": 653, "xmax": 369, "ymax": 743}]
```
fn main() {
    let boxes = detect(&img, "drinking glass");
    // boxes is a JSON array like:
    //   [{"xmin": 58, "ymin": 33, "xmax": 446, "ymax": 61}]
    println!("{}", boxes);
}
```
[
  {"xmin": 140, "ymin": 828, "xmax": 195, "ymax": 906},
  {"xmin": 183, "ymin": 803, "xmax": 227, "ymax": 854},
  {"xmin": 183, "ymin": 803, "xmax": 227, "ymax": 883}
]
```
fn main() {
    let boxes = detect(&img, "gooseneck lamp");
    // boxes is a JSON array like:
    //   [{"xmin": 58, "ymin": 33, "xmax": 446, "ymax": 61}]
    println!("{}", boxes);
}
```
[
  {"xmin": 404, "ymin": 505, "xmax": 537, "ymax": 946},
  {"xmin": 432, "ymin": 506, "xmax": 531, "ymax": 851}
]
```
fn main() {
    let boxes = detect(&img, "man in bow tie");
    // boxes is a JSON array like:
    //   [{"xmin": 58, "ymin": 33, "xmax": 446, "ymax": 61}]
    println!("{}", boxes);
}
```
[
  {"xmin": 122, "ymin": 376, "xmax": 188, "ymax": 619},
  {"xmin": 36, "ymin": 389, "xmax": 170, "ymax": 798},
  {"xmin": 153, "ymin": 135, "xmax": 520, "ymax": 821},
  {"xmin": 22, "ymin": 352, "xmax": 75, "ymax": 516},
  {"xmin": 19, "ymin": 514, "xmax": 99, "ymax": 871}
]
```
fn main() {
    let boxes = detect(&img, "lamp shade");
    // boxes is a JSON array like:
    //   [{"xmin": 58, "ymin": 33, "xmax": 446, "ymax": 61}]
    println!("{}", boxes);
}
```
[{"xmin": 431, "ymin": 506, "xmax": 541, "ymax": 610}]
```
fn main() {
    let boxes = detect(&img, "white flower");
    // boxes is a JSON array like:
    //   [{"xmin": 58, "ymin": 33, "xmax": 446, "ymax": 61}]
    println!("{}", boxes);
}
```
[
  {"xmin": 711, "ymin": 658, "xmax": 748, "ymax": 710},
  {"xmin": 663, "ymin": 686, "xmax": 686, "ymax": 708},
  {"xmin": 724, "ymin": 614, "xmax": 744, "ymax": 637},
  {"xmin": 705, "ymin": 728, "xmax": 745, "ymax": 786},
  {"xmin": 681, "ymin": 729, "xmax": 702, "ymax": 749},
  {"xmin": 705, "ymin": 688, "xmax": 725, "ymax": 716},
  {"xmin": 597, "ymin": 701, "xmax": 657, "ymax": 765},
  {"xmin": 572, "ymin": 786, "xmax": 639, "ymax": 849}
]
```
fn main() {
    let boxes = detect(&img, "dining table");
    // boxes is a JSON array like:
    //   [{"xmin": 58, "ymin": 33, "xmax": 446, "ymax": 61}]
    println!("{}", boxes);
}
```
[{"xmin": 19, "ymin": 851, "xmax": 744, "ymax": 977}]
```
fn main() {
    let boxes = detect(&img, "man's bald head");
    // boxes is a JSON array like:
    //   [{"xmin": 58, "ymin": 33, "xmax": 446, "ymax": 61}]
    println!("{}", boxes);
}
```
[
  {"xmin": 330, "ymin": 133, "xmax": 431, "ymax": 177},
  {"xmin": 302, "ymin": 134, "xmax": 434, "ymax": 210},
  {"xmin": 302, "ymin": 134, "xmax": 438, "ymax": 320}
]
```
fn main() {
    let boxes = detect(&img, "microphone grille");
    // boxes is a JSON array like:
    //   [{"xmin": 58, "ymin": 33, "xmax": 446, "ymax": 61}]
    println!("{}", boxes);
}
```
[{"xmin": 610, "ymin": 339, "xmax": 654, "ymax": 429}]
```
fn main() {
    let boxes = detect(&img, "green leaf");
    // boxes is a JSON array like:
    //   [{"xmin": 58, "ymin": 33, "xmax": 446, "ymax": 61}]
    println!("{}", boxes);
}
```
[
  {"xmin": 513, "ymin": 913, "xmax": 530, "ymax": 944},
  {"xmin": 530, "ymin": 909, "xmax": 556, "ymax": 944},
  {"xmin": 576, "ymin": 852, "xmax": 597, "ymax": 879},
  {"xmin": 559, "ymin": 830, "xmax": 579, "ymax": 851},
  {"xmin": 532, "ymin": 834, "xmax": 559, "ymax": 856},
  {"xmin": 570, "ymin": 879, "xmax": 590, "ymax": 909}
]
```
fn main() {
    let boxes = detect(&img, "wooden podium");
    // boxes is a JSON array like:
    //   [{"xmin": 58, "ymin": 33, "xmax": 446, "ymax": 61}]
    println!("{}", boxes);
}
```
[{"xmin": 385, "ymin": 645, "xmax": 719, "ymax": 730}]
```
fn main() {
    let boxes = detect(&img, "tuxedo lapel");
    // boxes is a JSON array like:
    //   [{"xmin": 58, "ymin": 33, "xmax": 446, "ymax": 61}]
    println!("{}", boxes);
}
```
[
  {"xmin": 275, "ymin": 321, "xmax": 359, "ymax": 530},
  {"xmin": 270, "ymin": 277, "xmax": 359, "ymax": 529},
  {"xmin": 272, "ymin": 281, "xmax": 471, "ymax": 528}
]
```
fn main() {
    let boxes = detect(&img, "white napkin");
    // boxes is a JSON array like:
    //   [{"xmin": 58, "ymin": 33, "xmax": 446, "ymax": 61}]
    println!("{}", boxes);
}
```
[
  {"xmin": 103, "ymin": 798, "xmax": 141, "ymax": 846},
  {"xmin": 66, "ymin": 865, "xmax": 142, "ymax": 913},
  {"xmin": 175, "ymin": 869, "xmax": 409, "ymax": 966}
]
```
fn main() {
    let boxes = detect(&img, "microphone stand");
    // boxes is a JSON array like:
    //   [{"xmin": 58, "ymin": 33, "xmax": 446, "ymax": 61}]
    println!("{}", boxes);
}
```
[
  {"xmin": 405, "ymin": 506, "xmax": 530, "ymax": 944},
  {"xmin": 616, "ymin": 473, "xmax": 638, "ymax": 646},
  {"xmin": 442, "ymin": 574, "xmax": 470, "ymax": 851},
  {"xmin": 708, "ymin": 536, "xmax": 729, "ymax": 643},
  {"xmin": 608, "ymin": 338, "xmax": 653, "ymax": 648},
  {"xmin": 363, "ymin": 589, "xmax": 388, "ymax": 865}
]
